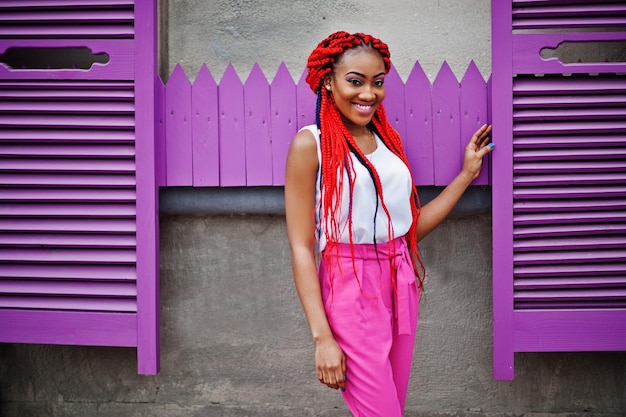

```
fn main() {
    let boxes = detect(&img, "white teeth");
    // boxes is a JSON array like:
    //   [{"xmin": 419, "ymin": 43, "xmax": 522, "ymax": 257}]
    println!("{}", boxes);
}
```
[{"xmin": 354, "ymin": 104, "xmax": 372, "ymax": 111}]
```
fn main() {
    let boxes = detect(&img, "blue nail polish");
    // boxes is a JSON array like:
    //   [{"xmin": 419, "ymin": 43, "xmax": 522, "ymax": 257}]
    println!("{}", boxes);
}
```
[
  {"xmin": 489, "ymin": 143, "xmax": 495, "ymax": 149},
  {"xmin": 341, "ymin": 388, "xmax": 346, "ymax": 392}
]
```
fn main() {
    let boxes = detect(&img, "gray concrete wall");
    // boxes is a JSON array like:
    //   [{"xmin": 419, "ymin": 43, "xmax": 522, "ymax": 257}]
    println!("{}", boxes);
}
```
[
  {"xmin": 159, "ymin": 0, "xmax": 493, "ymax": 82},
  {"xmin": 2, "ymin": 212, "xmax": 625, "ymax": 416}
]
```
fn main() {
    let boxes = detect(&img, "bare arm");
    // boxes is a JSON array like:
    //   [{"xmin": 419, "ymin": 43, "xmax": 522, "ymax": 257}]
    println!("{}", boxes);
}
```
[
  {"xmin": 417, "ymin": 124, "xmax": 493, "ymax": 241},
  {"xmin": 284, "ymin": 129, "xmax": 346, "ymax": 390}
]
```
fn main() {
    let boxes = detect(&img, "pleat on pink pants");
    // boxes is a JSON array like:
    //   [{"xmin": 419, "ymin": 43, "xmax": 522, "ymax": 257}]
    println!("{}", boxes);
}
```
[{"xmin": 319, "ymin": 236, "xmax": 419, "ymax": 416}]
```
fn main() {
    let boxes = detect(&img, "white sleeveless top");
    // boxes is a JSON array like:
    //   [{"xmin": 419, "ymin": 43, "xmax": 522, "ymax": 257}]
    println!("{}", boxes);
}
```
[{"xmin": 300, "ymin": 125, "xmax": 413, "ymax": 252}]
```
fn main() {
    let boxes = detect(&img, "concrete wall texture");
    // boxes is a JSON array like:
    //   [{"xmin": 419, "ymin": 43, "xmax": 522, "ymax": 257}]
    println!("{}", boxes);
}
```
[{"xmin": 2, "ymin": 0, "xmax": 625, "ymax": 416}]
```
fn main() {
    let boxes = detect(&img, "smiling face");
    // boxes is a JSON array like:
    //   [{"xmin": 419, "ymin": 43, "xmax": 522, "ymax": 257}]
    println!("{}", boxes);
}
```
[{"xmin": 326, "ymin": 46, "xmax": 386, "ymax": 135}]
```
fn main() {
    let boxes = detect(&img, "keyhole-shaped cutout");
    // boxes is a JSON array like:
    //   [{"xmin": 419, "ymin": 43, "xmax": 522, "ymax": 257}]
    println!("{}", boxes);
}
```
[
  {"xmin": 540, "ymin": 41, "xmax": 626, "ymax": 64},
  {"xmin": 0, "ymin": 47, "xmax": 110, "ymax": 70}
]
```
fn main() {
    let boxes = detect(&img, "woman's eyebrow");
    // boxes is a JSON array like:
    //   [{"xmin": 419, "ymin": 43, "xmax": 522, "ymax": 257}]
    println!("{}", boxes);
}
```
[{"xmin": 345, "ymin": 71, "xmax": 386, "ymax": 78}]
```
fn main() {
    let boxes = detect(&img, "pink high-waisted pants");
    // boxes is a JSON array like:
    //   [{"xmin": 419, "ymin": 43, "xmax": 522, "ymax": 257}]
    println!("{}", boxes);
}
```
[{"xmin": 319, "ymin": 236, "xmax": 419, "ymax": 416}]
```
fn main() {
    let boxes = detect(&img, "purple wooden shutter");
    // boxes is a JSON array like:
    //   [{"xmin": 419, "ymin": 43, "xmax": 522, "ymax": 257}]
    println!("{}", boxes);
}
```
[
  {"xmin": 0, "ymin": 0, "xmax": 159, "ymax": 374},
  {"xmin": 492, "ymin": 0, "xmax": 626, "ymax": 380}
]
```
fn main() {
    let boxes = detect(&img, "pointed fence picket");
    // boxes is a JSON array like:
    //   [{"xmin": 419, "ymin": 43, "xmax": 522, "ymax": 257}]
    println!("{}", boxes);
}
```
[{"xmin": 159, "ymin": 61, "xmax": 491, "ymax": 187}]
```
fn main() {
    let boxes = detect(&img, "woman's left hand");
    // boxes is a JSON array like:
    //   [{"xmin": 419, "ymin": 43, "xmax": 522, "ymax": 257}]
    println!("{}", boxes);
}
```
[{"xmin": 461, "ymin": 124, "xmax": 493, "ymax": 181}]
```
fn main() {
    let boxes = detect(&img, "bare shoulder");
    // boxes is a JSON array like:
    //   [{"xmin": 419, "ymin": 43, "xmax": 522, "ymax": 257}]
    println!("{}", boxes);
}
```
[
  {"xmin": 289, "ymin": 128, "xmax": 317, "ymax": 154},
  {"xmin": 287, "ymin": 128, "xmax": 318, "ymax": 170}
]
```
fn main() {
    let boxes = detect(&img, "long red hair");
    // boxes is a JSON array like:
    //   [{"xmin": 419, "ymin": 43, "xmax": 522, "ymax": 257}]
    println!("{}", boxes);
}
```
[{"xmin": 306, "ymin": 31, "xmax": 425, "ymax": 294}]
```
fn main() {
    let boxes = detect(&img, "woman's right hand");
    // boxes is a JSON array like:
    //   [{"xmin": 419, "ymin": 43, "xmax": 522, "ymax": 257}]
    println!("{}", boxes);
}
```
[{"xmin": 315, "ymin": 336, "xmax": 346, "ymax": 390}]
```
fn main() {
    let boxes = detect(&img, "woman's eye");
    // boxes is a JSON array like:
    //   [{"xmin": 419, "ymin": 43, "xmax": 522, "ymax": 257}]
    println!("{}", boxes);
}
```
[
  {"xmin": 348, "ymin": 79, "xmax": 362, "ymax": 86},
  {"xmin": 374, "ymin": 79, "xmax": 385, "ymax": 86}
]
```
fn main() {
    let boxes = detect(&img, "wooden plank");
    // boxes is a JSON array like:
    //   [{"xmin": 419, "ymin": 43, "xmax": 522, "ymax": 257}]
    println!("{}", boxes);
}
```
[
  {"xmin": 490, "ymin": 0, "xmax": 515, "ymax": 381},
  {"xmin": 0, "ymin": 296, "xmax": 136, "ymax": 312},
  {"xmin": 0, "ymin": 248, "xmax": 137, "ymax": 264},
  {"xmin": 432, "ymin": 61, "xmax": 461, "ymax": 185},
  {"xmin": 218, "ymin": 64, "xmax": 246, "ymax": 186},
  {"xmin": 383, "ymin": 65, "xmax": 406, "ymax": 147},
  {"xmin": 460, "ymin": 61, "xmax": 489, "ymax": 185},
  {"xmin": 155, "ymin": 75, "xmax": 166, "ymax": 186},
  {"xmin": 0, "ymin": 218, "xmax": 135, "ymax": 233},
  {"xmin": 165, "ymin": 64, "xmax": 193, "ymax": 186},
  {"xmin": 244, "ymin": 63, "xmax": 272, "ymax": 186},
  {"xmin": 404, "ymin": 61, "xmax": 434, "ymax": 185},
  {"xmin": 296, "ymin": 68, "xmax": 315, "ymax": 129},
  {"xmin": 0, "ymin": 280, "xmax": 137, "ymax": 297},
  {"xmin": 133, "ymin": 0, "xmax": 160, "ymax": 374},
  {"xmin": 192, "ymin": 64, "xmax": 219, "ymax": 186},
  {"xmin": 270, "ymin": 63, "xmax": 297, "ymax": 186},
  {"xmin": 513, "ymin": 310, "xmax": 626, "ymax": 352},
  {"xmin": 0, "ymin": 264, "xmax": 136, "ymax": 281},
  {"xmin": 0, "ymin": 310, "xmax": 137, "ymax": 347}
]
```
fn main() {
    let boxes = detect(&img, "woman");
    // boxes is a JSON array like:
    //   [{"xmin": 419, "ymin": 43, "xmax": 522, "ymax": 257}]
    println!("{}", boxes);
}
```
[{"xmin": 284, "ymin": 31, "xmax": 493, "ymax": 416}]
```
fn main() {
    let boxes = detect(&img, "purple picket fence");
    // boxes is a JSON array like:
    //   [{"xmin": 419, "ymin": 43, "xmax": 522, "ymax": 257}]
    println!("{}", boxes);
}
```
[{"xmin": 159, "ymin": 61, "xmax": 491, "ymax": 187}]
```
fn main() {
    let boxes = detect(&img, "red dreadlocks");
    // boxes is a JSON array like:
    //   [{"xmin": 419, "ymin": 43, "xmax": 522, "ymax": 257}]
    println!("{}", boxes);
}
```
[{"xmin": 306, "ymin": 31, "xmax": 425, "ymax": 294}]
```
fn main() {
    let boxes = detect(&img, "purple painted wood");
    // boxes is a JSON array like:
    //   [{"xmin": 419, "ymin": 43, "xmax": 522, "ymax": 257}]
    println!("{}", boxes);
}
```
[
  {"xmin": 3, "ymin": 159, "xmax": 135, "ymax": 172},
  {"xmin": 514, "ymin": 236, "xmax": 626, "ymax": 251},
  {"xmin": 515, "ymin": 263, "xmax": 625, "ymax": 278},
  {"xmin": 244, "ymin": 63, "xmax": 272, "ymax": 186},
  {"xmin": 134, "ymin": 0, "xmax": 160, "ymax": 374},
  {"xmin": 514, "ymin": 211, "xmax": 626, "ymax": 224},
  {"xmin": 512, "ymin": 32, "xmax": 626, "ymax": 74},
  {"xmin": 0, "ymin": 248, "xmax": 136, "ymax": 263},
  {"xmin": 404, "ymin": 62, "xmax": 434, "ymax": 185},
  {"xmin": 0, "ymin": 25, "xmax": 134, "ymax": 39},
  {"xmin": 0, "ymin": 233, "xmax": 136, "ymax": 247},
  {"xmin": 0, "ymin": 129, "xmax": 135, "ymax": 142},
  {"xmin": 515, "ymin": 277, "xmax": 626, "ymax": 290},
  {"xmin": 491, "ymin": 0, "xmax": 515, "ymax": 381},
  {"xmin": 0, "ymin": 203, "xmax": 135, "ymax": 217},
  {"xmin": 0, "ymin": 310, "xmax": 137, "ymax": 347},
  {"xmin": 512, "ymin": 1, "xmax": 626, "ymax": 30},
  {"xmin": 0, "ymin": 101, "xmax": 135, "ymax": 113},
  {"xmin": 158, "ymin": 62, "xmax": 492, "ymax": 188},
  {"xmin": 460, "ymin": 61, "xmax": 489, "ymax": 185},
  {"xmin": 296, "ymin": 68, "xmax": 316, "ymax": 129},
  {"xmin": 0, "ymin": 1, "xmax": 134, "ymax": 7},
  {"xmin": 1, "ymin": 173, "xmax": 135, "ymax": 187},
  {"xmin": 270, "ymin": 63, "xmax": 297, "ymax": 185},
  {"xmin": 192, "ymin": 64, "xmax": 219, "ymax": 186},
  {"xmin": 0, "ymin": 114, "xmax": 134, "ymax": 129},
  {"xmin": 0, "ymin": 264, "xmax": 136, "ymax": 281},
  {"xmin": 165, "ymin": 64, "xmax": 193, "ymax": 186},
  {"xmin": 514, "ymin": 199, "xmax": 626, "ymax": 212},
  {"xmin": 0, "ymin": 143, "xmax": 135, "ymax": 158},
  {"xmin": 432, "ymin": 61, "xmax": 461, "ymax": 186},
  {"xmin": 1, "ymin": 10, "xmax": 133, "ymax": 22},
  {"xmin": 383, "ymin": 65, "xmax": 407, "ymax": 147},
  {"xmin": 0, "ymin": 296, "xmax": 136, "ymax": 312},
  {"xmin": 514, "ymin": 310, "xmax": 626, "ymax": 351},
  {"xmin": 0, "ymin": 39, "xmax": 135, "ymax": 80},
  {"xmin": 0, "ymin": 218, "xmax": 135, "ymax": 233},
  {"xmin": 156, "ymin": 75, "xmax": 166, "ymax": 186},
  {"xmin": 0, "ymin": 188, "xmax": 136, "ymax": 202},
  {"xmin": 0, "ymin": 0, "xmax": 159, "ymax": 375},
  {"xmin": 218, "ymin": 64, "xmax": 246, "ymax": 186},
  {"xmin": 0, "ymin": 280, "xmax": 136, "ymax": 297}
]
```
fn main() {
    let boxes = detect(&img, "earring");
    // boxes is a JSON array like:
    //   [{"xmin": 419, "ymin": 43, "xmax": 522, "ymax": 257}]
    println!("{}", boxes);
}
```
[{"xmin": 325, "ymin": 85, "xmax": 331, "ymax": 91}]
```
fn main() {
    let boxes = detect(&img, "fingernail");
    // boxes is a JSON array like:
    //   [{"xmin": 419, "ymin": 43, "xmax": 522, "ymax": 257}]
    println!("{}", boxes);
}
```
[
  {"xmin": 344, "ymin": 375, "xmax": 348, "ymax": 380},
  {"xmin": 341, "ymin": 388, "xmax": 346, "ymax": 392},
  {"xmin": 489, "ymin": 143, "xmax": 495, "ymax": 149}
]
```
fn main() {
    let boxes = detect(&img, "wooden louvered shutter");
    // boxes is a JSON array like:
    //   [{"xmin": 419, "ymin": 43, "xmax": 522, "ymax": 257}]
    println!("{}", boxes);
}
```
[
  {"xmin": 491, "ymin": 0, "xmax": 626, "ymax": 380},
  {"xmin": 0, "ymin": 1, "xmax": 159, "ymax": 374}
]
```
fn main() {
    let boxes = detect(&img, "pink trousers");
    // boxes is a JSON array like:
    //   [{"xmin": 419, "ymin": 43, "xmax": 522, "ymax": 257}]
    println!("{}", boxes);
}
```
[{"xmin": 319, "ymin": 236, "xmax": 419, "ymax": 416}]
